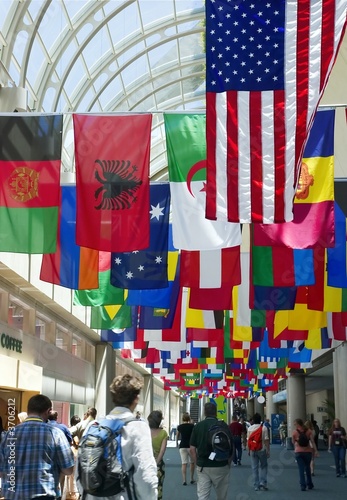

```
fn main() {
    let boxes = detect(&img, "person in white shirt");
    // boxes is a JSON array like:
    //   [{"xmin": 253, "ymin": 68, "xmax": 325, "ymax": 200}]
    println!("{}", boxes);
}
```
[{"xmin": 78, "ymin": 374, "xmax": 158, "ymax": 500}]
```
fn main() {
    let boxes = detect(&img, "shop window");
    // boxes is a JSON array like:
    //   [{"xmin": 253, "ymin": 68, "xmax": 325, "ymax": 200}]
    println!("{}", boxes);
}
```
[
  {"xmin": 35, "ymin": 315, "xmax": 49, "ymax": 341},
  {"xmin": 56, "ymin": 327, "xmax": 70, "ymax": 352},
  {"xmin": 72, "ymin": 335, "xmax": 83, "ymax": 358},
  {"xmin": 8, "ymin": 301, "xmax": 25, "ymax": 330},
  {"xmin": 85, "ymin": 342, "xmax": 95, "ymax": 363}
]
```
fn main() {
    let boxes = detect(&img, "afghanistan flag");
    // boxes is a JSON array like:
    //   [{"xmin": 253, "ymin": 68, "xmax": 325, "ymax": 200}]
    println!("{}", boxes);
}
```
[{"xmin": 0, "ymin": 114, "xmax": 62, "ymax": 253}]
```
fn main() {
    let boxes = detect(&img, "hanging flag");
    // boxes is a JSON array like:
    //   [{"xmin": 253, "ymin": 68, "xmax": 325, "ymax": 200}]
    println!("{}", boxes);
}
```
[
  {"xmin": 90, "ymin": 304, "xmax": 132, "ymax": 330},
  {"xmin": 143, "ymin": 287, "xmax": 186, "ymax": 344},
  {"xmin": 185, "ymin": 300, "xmax": 224, "ymax": 329},
  {"xmin": 205, "ymin": 1, "xmax": 346, "ymax": 224},
  {"xmin": 74, "ymin": 114, "xmax": 151, "ymax": 252},
  {"xmin": 305, "ymin": 328, "xmax": 331, "ymax": 349},
  {"xmin": 252, "ymin": 245, "xmax": 315, "ymax": 287},
  {"xmin": 128, "ymin": 252, "xmax": 179, "ymax": 309},
  {"xmin": 100, "ymin": 306, "xmax": 138, "ymax": 346},
  {"xmin": 180, "ymin": 246, "xmax": 241, "ymax": 288},
  {"xmin": 307, "ymin": 247, "xmax": 347, "ymax": 311},
  {"xmin": 253, "ymin": 109, "xmax": 336, "ymax": 248},
  {"xmin": 111, "ymin": 183, "xmax": 170, "ymax": 289},
  {"xmin": 236, "ymin": 252, "xmax": 266, "ymax": 328},
  {"xmin": 251, "ymin": 286, "xmax": 297, "ymax": 311},
  {"xmin": 40, "ymin": 185, "xmax": 99, "ymax": 289},
  {"xmin": 164, "ymin": 113, "xmax": 241, "ymax": 250},
  {"xmin": 139, "ymin": 269, "xmax": 181, "ymax": 330},
  {"xmin": 0, "ymin": 114, "xmax": 62, "ymax": 253},
  {"xmin": 327, "ymin": 202, "xmax": 347, "ymax": 288},
  {"xmin": 74, "ymin": 252, "xmax": 124, "ymax": 306},
  {"xmin": 189, "ymin": 285, "xmax": 232, "ymax": 311},
  {"xmin": 329, "ymin": 312, "xmax": 347, "ymax": 341},
  {"xmin": 288, "ymin": 347, "xmax": 312, "ymax": 369}
]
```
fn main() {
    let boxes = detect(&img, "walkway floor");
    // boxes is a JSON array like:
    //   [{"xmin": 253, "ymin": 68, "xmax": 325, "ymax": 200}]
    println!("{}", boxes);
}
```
[{"xmin": 163, "ymin": 441, "xmax": 346, "ymax": 499}]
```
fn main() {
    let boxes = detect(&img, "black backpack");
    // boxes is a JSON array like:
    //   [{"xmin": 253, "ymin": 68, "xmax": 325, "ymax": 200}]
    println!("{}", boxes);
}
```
[
  {"xmin": 207, "ymin": 420, "xmax": 234, "ymax": 461},
  {"xmin": 297, "ymin": 429, "xmax": 310, "ymax": 447},
  {"xmin": 77, "ymin": 415, "xmax": 136, "ymax": 498}
]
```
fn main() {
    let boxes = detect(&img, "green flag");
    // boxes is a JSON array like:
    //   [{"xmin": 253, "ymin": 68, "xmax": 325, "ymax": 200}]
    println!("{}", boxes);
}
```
[{"xmin": 164, "ymin": 113, "xmax": 241, "ymax": 250}]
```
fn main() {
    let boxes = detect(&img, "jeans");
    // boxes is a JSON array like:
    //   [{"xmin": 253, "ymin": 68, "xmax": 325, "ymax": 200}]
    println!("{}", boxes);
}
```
[
  {"xmin": 332, "ymin": 445, "xmax": 346, "ymax": 475},
  {"xmin": 295, "ymin": 452, "xmax": 313, "ymax": 490},
  {"xmin": 233, "ymin": 436, "xmax": 242, "ymax": 464},
  {"xmin": 250, "ymin": 449, "xmax": 268, "ymax": 488}
]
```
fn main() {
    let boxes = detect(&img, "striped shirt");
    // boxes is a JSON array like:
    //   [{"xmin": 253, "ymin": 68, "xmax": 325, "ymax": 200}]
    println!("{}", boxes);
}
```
[{"xmin": 0, "ymin": 416, "xmax": 74, "ymax": 500}]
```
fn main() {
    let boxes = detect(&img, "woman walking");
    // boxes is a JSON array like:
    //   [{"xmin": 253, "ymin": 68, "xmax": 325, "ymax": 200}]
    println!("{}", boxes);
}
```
[
  {"xmin": 148, "ymin": 410, "xmax": 169, "ymax": 500},
  {"xmin": 304, "ymin": 420, "xmax": 316, "ymax": 476},
  {"xmin": 292, "ymin": 418, "xmax": 318, "ymax": 491},
  {"xmin": 328, "ymin": 418, "xmax": 347, "ymax": 477},
  {"xmin": 176, "ymin": 412, "xmax": 195, "ymax": 485}
]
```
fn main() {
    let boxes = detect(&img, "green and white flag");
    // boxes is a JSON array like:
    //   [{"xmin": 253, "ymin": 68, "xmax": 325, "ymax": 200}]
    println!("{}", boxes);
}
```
[{"xmin": 164, "ymin": 113, "xmax": 241, "ymax": 250}]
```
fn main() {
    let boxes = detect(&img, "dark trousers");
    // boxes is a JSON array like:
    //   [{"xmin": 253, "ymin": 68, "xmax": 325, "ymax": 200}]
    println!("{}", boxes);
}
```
[
  {"xmin": 295, "ymin": 452, "xmax": 313, "ymax": 490},
  {"xmin": 233, "ymin": 436, "xmax": 242, "ymax": 464}
]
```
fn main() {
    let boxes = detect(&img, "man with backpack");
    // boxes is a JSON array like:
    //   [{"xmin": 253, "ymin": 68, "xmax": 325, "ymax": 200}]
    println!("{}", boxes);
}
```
[
  {"xmin": 76, "ymin": 374, "xmax": 158, "ymax": 499},
  {"xmin": 247, "ymin": 413, "xmax": 270, "ymax": 492},
  {"xmin": 190, "ymin": 402, "xmax": 233, "ymax": 500}
]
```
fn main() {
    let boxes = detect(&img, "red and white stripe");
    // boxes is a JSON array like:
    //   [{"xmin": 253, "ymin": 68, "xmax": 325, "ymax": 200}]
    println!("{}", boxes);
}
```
[{"xmin": 206, "ymin": 0, "xmax": 347, "ymax": 224}]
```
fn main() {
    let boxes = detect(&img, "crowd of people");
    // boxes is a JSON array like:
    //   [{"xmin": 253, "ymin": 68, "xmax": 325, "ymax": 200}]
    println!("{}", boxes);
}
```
[{"xmin": 0, "ymin": 383, "xmax": 346, "ymax": 499}]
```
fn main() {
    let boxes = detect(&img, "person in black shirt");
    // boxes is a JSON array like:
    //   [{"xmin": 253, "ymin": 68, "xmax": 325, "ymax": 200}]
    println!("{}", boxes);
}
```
[{"xmin": 176, "ymin": 412, "xmax": 195, "ymax": 485}]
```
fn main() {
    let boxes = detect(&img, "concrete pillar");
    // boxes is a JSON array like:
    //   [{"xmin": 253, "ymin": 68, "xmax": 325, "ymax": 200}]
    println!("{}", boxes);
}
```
[
  {"xmin": 95, "ymin": 343, "xmax": 115, "ymax": 416},
  {"xmin": 254, "ymin": 397, "xmax": 265, "ymax": 420},
  {"xmin": 266, "ymin": 392, "xmax": 276, "ymax": 420},
  {"xmin": 333, "ymin": 344, "xmax": 347, "ymax": 425},
  {"xmin": 142, "ymin": 373, "xmax": 153, "ymax": 419},
  {"xmin": 286, "ymin": 373, "xmax": 306, "ymax": 436},
  {"xmin": 163, "ymin": 390, "xmax": 170, "ymax": 432},
  {"xmin": 247, "ymin": 399, "xmax": 255, "ymax": 420}
]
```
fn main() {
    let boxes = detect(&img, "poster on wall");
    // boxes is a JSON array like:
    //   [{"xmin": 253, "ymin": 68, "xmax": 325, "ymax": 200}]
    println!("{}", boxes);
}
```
[{"xmin": 271, "ymin": 413, "xmax": 286, "ymax": 445}]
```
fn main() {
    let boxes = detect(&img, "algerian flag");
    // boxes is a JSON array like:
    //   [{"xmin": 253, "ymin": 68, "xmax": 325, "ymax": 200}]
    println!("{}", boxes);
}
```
[{"xmin": 164, "ymin": 113, "xmax": 241, "ymax": 250}]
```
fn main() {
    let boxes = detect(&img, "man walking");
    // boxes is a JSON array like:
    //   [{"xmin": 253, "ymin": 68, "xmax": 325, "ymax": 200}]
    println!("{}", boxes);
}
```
[
  {"xmin": 0, "ymin": 394, "xmax": 74, "ymax": 500},
  {"xmin": 247, "ymin": 413, "xmax": 270, "ymax": 492},
  {"xmin": 229, "ymin": 415, "xmax": 244, "ymax": 466},
  {"xmin": 190, "ymin": 402, "xmax": 231, "ymax": 500},
  {"xmin": 69, "ymin": 406, "xmax": 97, "ymax": 443},
  {"xmin": 77, "ymin": 373, "xmax": 158, "ymax": 499}
]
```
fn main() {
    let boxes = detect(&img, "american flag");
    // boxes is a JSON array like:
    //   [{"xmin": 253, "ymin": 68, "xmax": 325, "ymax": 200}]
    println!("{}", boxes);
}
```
[{"xmin": 205, "ymin": 0, "xmax": 347, "ymax": 223}]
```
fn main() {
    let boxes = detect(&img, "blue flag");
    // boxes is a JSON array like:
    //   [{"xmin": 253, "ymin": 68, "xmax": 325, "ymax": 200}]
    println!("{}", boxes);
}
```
[{"xmin": 111, "ymin": 183, "xmax": 170, "ymax": 289}]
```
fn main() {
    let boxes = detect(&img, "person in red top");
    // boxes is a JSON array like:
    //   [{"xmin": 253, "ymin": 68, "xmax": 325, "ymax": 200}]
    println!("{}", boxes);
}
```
[
  {"xmin": 229, "ymin": 415, "xmax": 244, "ymax": 466},
  {"xmin": 292, "ymin": 418, "xmax": 318, "ymax": 491}
]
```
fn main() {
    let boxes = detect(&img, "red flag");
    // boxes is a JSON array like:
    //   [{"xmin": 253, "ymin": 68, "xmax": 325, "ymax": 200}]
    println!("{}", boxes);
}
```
[
  {"xmin": 205, "ymin": 1, "xmax": 346, "ymax": 224},
  {"xmin": 73, "ymin": 114, "xmax": 151, "ymax": 252},
  {"xmin": 330, "ymin": 312, "xmax": 347, "ymax": 341},
  {"xmin": 180, "ymin": 247, "xmax": 240, "ymax": 288},
  {"xmin": 189, "ymin": 285, "xmax": 232, "ymax": 310}
]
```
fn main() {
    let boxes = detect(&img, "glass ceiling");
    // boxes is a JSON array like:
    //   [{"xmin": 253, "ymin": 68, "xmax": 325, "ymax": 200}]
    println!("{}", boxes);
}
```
[{"xmin": 0, "ymin": 0, "xmax": 206, "ymax": 180}]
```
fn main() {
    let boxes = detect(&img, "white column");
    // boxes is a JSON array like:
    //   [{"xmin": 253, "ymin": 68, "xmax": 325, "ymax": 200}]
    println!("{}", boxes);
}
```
[
  {"xmin": 142, "ymin": 373, "xmax": 153, "ymax": 419},
  {"xmin": 266, "ymin": 392, "xmax": 276, "ymax": 420},
  {"xmin": 333, "ymin": 343, "xmax": 347, "ymax": 425},
  {"xmin": 287, "ymin": 374, "xmax": 306, "ymax": 436},
  {"xmin": 95, "ymin": 343, "xmax": 116, "ymax": 416},
  {"xmin": 247, "ymin": 398, "xmax": 255, "ymax": 420}
]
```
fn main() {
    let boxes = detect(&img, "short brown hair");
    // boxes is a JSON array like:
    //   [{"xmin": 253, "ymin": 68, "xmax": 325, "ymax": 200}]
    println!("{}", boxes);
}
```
[
  {"xmin": 204, "ymin": 402, "xmax": 217, "ymax": 417},
  {"xmin": 109, "ymin": 374, "xmax": 143, "ymax": 407},
  {"xmin": 148, "ymin": 410, "xmax": 163, "ymax": 429}
]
